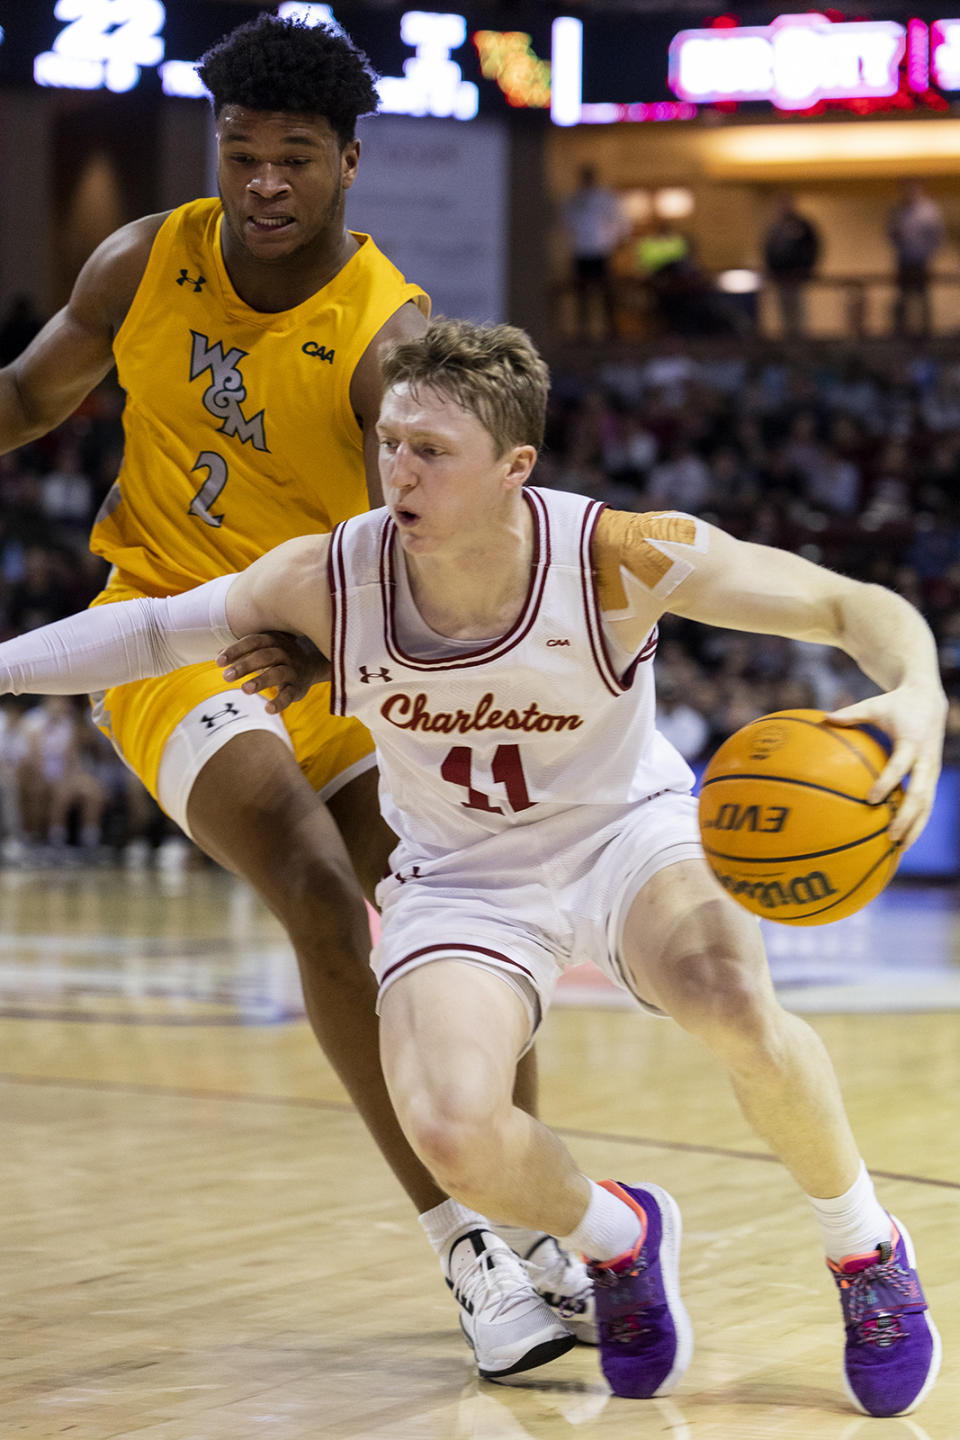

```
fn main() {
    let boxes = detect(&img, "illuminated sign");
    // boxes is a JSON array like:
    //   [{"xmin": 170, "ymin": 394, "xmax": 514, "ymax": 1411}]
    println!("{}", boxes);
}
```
[
  {"xmin": 473, "ymin": 29, "xmax": 551, "ymax": 109},
  {"xmin": 31, "ymin": 0, "xmax": 334, "ymax": 98},
  {"xmin": 578, "ymin": 100, "xmax": 698, "ymax": 125},
  {"xmin": 669, "ymin": 13, "xmax": 905, "ymax": 109},
  {"xmin": 377, "ymin": 12, "xmax": 478, "ymax": 120},
  {"xmin": 550, "ymin": 15, "xmax": 581, "ymax": 126},
  {"xmin": 10, "ymin": 5, "xmax": 960, "ymax": 123},
  {"xmin": 277, "ymin": 2, "xmax": 334, "ymax": 24},
  {"xmin": 932, "ymin": 17, "xmax": 960, "ymax": 85},
  {"xmin": 669, "ymin": 12, "xmax": 960, "ymax": 111},
  {"xmin": 25, "ymin": 1, "xmax": 485, "ymax": 116},
  {"xmin": 34, "ymin": 0, "xmax": 166, "ymax": 94},
  {"xmin": 158, "ymin": 59, "xmax": 207, "ymax": 98}
]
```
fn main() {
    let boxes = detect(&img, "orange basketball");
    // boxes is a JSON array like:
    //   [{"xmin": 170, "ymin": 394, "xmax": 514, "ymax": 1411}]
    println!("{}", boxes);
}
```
[{"xmin": 698, "ymin": 709, "xmax": 903, "ymax": 926}]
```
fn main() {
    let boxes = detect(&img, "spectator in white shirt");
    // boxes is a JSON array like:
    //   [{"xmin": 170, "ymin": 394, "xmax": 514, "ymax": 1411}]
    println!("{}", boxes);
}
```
[
  {"xmin": 887, "ymin": 181, "xmax": 946, "ymax": 339},
  {"xmin": 561, "ymin": 165, "xmax": 628, "ymax": 340}
]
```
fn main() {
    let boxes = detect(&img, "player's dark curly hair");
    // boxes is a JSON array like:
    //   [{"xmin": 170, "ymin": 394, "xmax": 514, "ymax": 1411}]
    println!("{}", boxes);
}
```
[{"xmin": 196, "ymin": 13, "xmax": 379, "ymax": 145}]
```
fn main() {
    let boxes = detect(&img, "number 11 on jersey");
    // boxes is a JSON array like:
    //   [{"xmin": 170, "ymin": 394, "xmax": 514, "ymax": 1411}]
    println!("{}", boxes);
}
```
[{"xmin": 440, "ymin": 744, "xmax": 534, "ymax": 814}]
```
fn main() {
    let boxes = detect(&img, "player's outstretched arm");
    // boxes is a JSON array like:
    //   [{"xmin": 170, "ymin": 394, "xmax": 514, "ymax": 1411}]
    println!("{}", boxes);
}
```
[
  {"xmin": 0, "ymin": 535, "xmax": 332, "ymax": 704},
  {"xmin": 658, "ymin": 521, "xmax": 947, "ymax": 848},
  {"xmin": 0, "ymin": 575, "xmax": 242, "ymax": 698}
]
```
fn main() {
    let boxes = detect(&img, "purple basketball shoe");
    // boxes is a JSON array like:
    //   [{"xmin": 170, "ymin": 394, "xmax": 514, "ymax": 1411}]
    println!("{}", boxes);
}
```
[
  {"xmin": 829, "ymin": 1215, "xmax": 941, "ymax": 1417},
  {"xmin": 587, "ymin": 1180, "xmax": 693, "ymax": 1398}
]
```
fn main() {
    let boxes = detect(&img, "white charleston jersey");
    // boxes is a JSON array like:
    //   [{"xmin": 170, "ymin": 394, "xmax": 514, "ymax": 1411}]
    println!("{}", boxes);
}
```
[{"xmin": 328, "ymin": 486, "xmax": 693, "ymax": 855}]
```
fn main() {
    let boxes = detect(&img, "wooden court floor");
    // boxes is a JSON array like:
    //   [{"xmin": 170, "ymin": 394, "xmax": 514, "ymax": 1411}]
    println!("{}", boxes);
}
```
[{"xmin": 1, "ymin": 865, "xmax": 958, "ymax": 1440}]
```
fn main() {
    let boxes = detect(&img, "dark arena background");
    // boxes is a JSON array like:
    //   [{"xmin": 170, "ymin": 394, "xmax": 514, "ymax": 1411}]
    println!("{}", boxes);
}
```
[{"xmin": 0, "ymin": 4, "xmax": 957, "ymax": 1437}]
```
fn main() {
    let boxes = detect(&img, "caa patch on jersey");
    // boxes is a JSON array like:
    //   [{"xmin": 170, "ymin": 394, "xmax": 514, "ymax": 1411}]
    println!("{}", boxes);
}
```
[{"xmin": 594, "ymin": 509, "xmax": 708, "ymax": 617}]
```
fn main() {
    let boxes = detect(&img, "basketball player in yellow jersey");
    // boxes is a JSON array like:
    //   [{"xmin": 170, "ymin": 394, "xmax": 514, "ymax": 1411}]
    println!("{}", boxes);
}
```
[{"xmin": 0, "ymin": 14, "xmax": 591, "ymax": 1376}]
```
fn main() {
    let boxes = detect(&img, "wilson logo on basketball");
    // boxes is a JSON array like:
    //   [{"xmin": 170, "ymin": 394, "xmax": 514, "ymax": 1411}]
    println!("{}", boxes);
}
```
[{"xmin": 715, "ymin": 870, "xmax": 839, "ymax": 910}]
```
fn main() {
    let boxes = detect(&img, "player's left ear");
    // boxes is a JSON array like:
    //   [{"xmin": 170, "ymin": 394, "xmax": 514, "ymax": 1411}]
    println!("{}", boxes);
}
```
[
  {"xmin": 341, "ymin": 139, "xmax": 360, "ymax": 190},
  {"xmin": 504, "ymin": 444, "xmax": 537, "ymax": 490}
]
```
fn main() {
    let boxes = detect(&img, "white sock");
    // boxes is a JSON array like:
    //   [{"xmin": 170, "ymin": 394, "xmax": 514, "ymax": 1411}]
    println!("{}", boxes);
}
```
[
  {"xmin": 419, "ymin": 1199, "xmax": 490, "ymax": 1272},
  {"xmin": 559, "ymin": 1180, "xmax": 643, "ymax": 1263},
  {"xmin": 807, "ymin": 1161, "xmax": 891, "ymax": 1263}
]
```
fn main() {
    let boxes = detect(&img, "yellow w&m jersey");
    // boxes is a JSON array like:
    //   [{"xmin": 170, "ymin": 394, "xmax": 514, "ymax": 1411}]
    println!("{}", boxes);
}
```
[{"xmin": 90, "ymin": 197, "xmax": 429, "ymax": 599}]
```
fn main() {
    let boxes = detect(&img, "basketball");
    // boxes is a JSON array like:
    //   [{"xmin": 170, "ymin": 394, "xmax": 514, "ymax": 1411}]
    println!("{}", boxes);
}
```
[{"xmin": 698, "ymin": 709, "xmax": 903, "ymax": 926}]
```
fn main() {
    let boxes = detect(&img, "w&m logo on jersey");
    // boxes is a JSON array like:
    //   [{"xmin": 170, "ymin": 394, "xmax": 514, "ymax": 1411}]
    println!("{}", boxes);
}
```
[{"xmin": 189, "ymin": 331, "xmax": 268, "ymax": 451}]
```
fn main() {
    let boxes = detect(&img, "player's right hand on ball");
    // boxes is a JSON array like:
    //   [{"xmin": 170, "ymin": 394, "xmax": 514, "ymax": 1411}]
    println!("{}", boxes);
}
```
[
  {"xmin": 217, "ymin": 632, "xmax": 330, "ymax": 714},
  {"xmin": 827, "ymin": 684, "xmax": 947, "ymax": 849}
]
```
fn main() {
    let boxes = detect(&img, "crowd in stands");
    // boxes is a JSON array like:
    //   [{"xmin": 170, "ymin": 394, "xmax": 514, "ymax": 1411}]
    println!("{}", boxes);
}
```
[
  {"xmin": 0, "ymin": 369, "xmax": 180, "ymax": 864},
  {"xmin": 539, "ymin": 342, "xmax": 960, "ymax": 768},
  {"xmin": 1, "ymin": 309, "xmax": 959, "ymax": 860}
]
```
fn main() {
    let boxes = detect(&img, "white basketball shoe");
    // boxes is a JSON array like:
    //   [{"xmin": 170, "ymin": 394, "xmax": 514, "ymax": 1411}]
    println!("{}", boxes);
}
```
[
  {"xmin": 447, "ymin": 1228, "xmax": 577, "ymax": 1379},
  {"xmin": 521, "ymin": 1234, "xmax": 599, "ymax": 1345}
]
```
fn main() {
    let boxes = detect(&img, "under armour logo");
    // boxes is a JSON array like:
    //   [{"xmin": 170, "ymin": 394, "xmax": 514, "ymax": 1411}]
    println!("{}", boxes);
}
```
[
  {"xmin": 176, "ymin": 269, "xmax": 206, "ymax": 292},
  {"xmin": 199, "ymin": 701, "xmax": 240, "ymax": 730},
  {"xmin": 359, "ymin": 665, "xmax": 392, "ymax": 683},
  {"xmin": 395, "ymin": 865, "xmax": 421, "ymax": 885}
]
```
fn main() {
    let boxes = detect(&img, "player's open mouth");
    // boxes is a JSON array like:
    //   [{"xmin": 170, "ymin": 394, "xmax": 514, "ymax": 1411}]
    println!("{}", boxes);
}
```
[
  {"xmin": 395, "ymin": 509, "xmax": 419, "ymax": 526},
  {"xmin": 249, "ymin": 216, "xmax": 295, "ymax": 234}
]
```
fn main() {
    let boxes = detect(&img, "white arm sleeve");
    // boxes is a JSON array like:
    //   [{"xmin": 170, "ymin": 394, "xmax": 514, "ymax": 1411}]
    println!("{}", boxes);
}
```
[{"xmin": 0, "ymin": 573, "xmax": 241, "ymax": 697}]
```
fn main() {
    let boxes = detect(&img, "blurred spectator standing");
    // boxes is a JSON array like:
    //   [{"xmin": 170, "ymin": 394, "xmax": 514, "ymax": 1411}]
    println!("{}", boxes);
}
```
[
  {"xmin": 634, "ymin": 222, "xmax": 749, "ymax": 338},
  {"xmin": 762, "ymin": 192, "xmax": 821, "ymax": 340},
  {"xmin": 561, "ymin": 164, "xmax": 629, "ymax": 340},
  {"xmin": 887, "ymin": 181, "xmax": 946, "ymax": 340},
  {"xmin": 633, "ymin": 216, "xmax": 691, "ymax": 281}
]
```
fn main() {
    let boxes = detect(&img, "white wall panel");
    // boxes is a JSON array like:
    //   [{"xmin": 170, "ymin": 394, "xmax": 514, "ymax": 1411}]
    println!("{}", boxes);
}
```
[{"xmin": 347, "ymin": 114, "xmax": 508, "ymax": 323}]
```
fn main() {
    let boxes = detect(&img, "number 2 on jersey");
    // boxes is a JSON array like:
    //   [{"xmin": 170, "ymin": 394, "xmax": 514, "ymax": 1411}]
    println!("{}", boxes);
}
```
[
  {"xmin": 188, "ymin": 451, "xmax": 228, "ymax": 528},
  {"xmin": 440, "ymin": 744, "xmax": 534, "ymax": 814}
]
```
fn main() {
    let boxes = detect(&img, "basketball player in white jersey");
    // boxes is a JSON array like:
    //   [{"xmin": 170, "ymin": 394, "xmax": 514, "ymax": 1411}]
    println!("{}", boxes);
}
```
[{"xmin": 0, "ymin": 319, "xmax": 945, "ymax": 1417}]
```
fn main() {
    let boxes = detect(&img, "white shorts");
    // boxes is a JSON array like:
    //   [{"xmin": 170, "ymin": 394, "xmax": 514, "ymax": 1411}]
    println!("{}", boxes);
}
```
[
  {"xmin": 155, "ymin": 690, "xmax": 376, "ymax": 839},
  {"xmin": 372, "ymin": 789, "xmax": 703, "ymax": 1044}
]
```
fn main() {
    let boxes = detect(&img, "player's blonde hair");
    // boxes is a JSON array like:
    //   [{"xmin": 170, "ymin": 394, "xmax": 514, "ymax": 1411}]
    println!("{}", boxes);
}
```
[{"xmin": 380, "ymin": 317, "xmax": 550, "ymax": 456}]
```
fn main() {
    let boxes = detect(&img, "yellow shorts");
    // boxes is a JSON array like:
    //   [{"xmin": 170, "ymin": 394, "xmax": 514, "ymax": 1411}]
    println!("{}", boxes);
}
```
[{"xmin": 89, "ymin": 582, "xmax": 375, "ymax": 817}]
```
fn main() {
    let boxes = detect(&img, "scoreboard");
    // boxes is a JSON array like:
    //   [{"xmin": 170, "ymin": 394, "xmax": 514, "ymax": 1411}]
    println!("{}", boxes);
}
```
[{"xmin": 0, "ymin": 3, "xmax": 958, "ymax": 124}]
